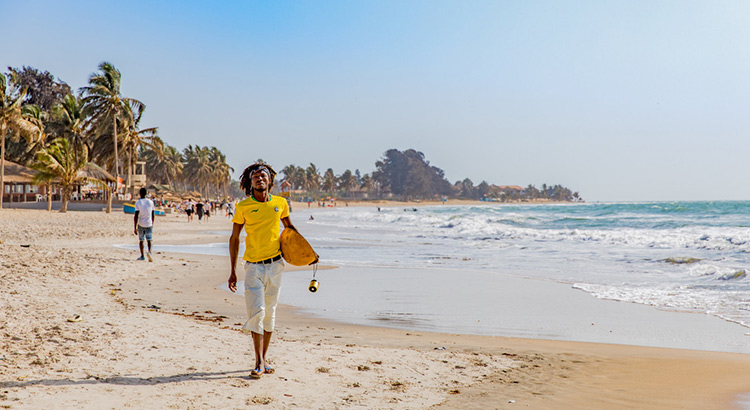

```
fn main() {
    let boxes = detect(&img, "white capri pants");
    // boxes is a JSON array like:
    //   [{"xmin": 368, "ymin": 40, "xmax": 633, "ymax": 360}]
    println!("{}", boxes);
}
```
[{"xmin": 242, "ymin": 259, "xmax": 285, "ymax": 334}]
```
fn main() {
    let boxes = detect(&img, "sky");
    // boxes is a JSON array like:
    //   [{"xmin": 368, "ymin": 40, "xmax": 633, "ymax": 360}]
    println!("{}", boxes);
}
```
[{"xmin": 3, "ymin": 0, "xmax": 750, "ymax": 201}]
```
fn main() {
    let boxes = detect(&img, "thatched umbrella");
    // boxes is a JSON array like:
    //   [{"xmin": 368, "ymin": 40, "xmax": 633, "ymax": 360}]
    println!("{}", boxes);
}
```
[
  {"xmin": 77, "ymin": 164, "xmax": 116, "ymax": 212},
  {"xmin": 78, "ymin": 163, "xmax": 116, "ymax": 183},
  {"xmin": 161, "ymin": 193, "xmax": 182, "ymax": 202}
]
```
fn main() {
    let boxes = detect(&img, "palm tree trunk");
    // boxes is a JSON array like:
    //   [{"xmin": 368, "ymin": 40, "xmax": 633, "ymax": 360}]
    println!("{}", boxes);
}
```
[
  {"xmin": 128, "ymin": 148, "xmax": 134, "ymax": 199},
  {"xmin": 106, "ymin": 183, "xmax": 112, "ymax": 214},
  {"xmin": 0, "ymin": 123, "xmax": 6, "ymax": 210},
  {"xmin": 47, "ymin": 184, "xmax": 52, "ymax": 211},
  {"xmin": 112, "ymin": 116, "xmax": 119, "ymax": 186},
  {"xmin": 61, "ymin": 185, "xmax": 69, "ymax": 213}
]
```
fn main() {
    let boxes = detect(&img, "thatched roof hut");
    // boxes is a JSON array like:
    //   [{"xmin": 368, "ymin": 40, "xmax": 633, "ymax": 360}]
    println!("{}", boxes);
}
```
[{"xmin": 2, "ymin": 160, "xmax": 35, "ymax": 183}]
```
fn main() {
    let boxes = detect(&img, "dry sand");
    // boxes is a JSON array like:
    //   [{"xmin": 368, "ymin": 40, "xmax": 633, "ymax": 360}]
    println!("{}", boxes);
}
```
[{"xmin": 1, "ymin": 209, "xmax": 749, "ymax": 409}]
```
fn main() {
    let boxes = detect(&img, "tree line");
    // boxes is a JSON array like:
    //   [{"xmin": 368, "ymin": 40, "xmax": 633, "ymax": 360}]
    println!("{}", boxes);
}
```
[
  {"xmin": 276, "ymin": 148, "xmax": 581, "ymax": 202},
  {"xmin": 0, "ymin": 64, "xmax": 233, "ymax": 211},
  {"xmin": 2, "ymin": 64, "xmax": 580, "ymax": 209}
]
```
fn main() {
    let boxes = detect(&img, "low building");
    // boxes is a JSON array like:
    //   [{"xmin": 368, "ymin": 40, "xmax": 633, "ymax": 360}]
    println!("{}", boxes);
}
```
[{"xmin": 1, "ymin": 160, "xmax": 44, "ymax": 203}]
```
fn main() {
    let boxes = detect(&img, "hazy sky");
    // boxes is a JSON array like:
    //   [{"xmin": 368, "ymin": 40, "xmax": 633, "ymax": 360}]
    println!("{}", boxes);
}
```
[{"xmin": 4, "ymin": 0, "xmax": 750, "ymax": 201}]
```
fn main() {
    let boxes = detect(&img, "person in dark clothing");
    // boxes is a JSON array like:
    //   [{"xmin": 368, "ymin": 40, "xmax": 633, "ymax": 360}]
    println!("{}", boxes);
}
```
[{"xmin": 196, "ymin": 201, "xmax": 204, "ymax": 221}]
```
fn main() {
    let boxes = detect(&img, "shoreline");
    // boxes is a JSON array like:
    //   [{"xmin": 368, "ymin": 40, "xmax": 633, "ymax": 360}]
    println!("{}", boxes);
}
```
[
  {"xmin": 0, "ymin": 197, "xmax": 571, "ymax": 212},
  {"xmin": 2, "ymin": 209, "xmax": 750, "ymax": 409}
]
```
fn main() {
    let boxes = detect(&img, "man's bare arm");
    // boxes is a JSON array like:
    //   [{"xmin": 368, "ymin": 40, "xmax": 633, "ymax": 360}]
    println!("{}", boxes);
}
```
[
  {"xmin": 281, "ymin": 216, "xmax": 295, "ymax": 231},
  {"xmin": 228, "ymin": 222, "xmax": 244, "ymax": 292}
]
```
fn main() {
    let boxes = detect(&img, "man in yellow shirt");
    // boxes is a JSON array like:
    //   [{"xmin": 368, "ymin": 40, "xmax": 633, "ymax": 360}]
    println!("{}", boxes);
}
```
[{"xmin": 228, "ymin": 163, "xmax": 294, "ymax": 379}]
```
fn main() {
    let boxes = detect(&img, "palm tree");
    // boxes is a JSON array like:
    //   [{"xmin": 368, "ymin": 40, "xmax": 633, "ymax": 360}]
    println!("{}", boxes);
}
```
[
  {"xmin": 338, "ymin": 169, "xmax": 356, "ymax": 196},
  {"xmin": 50, "ymin": 93, "xmax": 89, "ymax": 162},
  {"xmin": 4, "ymin": 104, "xmax": 48, "ymax": 165},
  {"xmin": 32, "ymin": 137, "xmax": 111, "ymax": 212},
  {"xmin": 81, "ymin": 62, "xmax": 143, "ymax": 182},
  {"xmin": 322, "ymin": 168, "xmax": 336, "ymax": 196},
  {"xmin": 295, "ymin": 165, "xmax": 308, "ymax": 193},
  {"xmin": 360, "ymin": 173, "xmax": 376, "ymax": 196},
  {"xmin": 0, "ymin": 72, "xmax": 43, "ymax": 209},
  {"xmin": 183, "ymin": 145, "xmax": 212, "ymax": 197},
  {"xmin": 281, "ymin": 165, "xmax": 299, "ymax": 189},
  {"xmin": 142, "ymin": 141, "xmax": 183, "ymax": 187},
  {"xmin": 305, "ymin": 163, "xmax": 321, "ymax": 193},
  {"xmin": 208, "ymin": 147, "xmax": 232, "ymax": 197},
  {"xmin": 119, "ymin": 101, "xmax": 158, "ymax": 197}
]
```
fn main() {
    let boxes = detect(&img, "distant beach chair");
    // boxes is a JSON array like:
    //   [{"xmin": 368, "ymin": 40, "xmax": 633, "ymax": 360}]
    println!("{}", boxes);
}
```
[{"xmin": 35, "ymin": 194, "xmax": 46, "ymax": 202}]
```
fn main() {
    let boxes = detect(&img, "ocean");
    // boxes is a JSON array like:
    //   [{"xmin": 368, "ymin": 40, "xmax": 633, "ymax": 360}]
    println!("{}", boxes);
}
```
[
  {"xmin": 116, "ymin": 201, "xmax": 750, "ymax": 350},
  {"xmin": 303, "ymin": 201, "xmax": 750, "ymax": 330}
]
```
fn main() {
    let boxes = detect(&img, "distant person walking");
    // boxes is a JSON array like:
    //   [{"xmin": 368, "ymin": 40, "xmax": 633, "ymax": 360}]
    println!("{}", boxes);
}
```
[
  {"xmin": 204, "ymin": 201, "xmax": 211, "ymax": 221},
  {"xmin": 134, "ymin": 187, "xmax": 155, "ymax": 262},
  {"xmin": 185, "ymin": 199, "xmax": 194, "ymax": 222},
  {"xmin": 196, "ymin": 201, "xmax": 204, "ymax": 221},
  {"xmin": 227, "ymin": 201, "xmax": 234, "ymax": 218},
  {"xmin": 228, "ymin": 163, "xmax": 295, "ymax": 379}
]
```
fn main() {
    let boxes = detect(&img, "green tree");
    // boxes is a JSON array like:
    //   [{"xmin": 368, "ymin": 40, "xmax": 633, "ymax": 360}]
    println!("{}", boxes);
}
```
[
  {"xmin": 477, "ymin": 181, "xmax": 490, "ymax": 200},
  {"xmin": 374, "ymin": 149, "xmax": 408, "ymax": 196},
  {"xmin": 142, "ymin": 141, "xmax": 183, "ymax": 187},
  {"xmin": 295, "ymin": 165, "xmax": 308, "ymax": 192},
  {"xmin": 305, "ymin": 163, "xmax": 321, "ymax": 192},
  {"xmin": 120, "ymin": 101, "xmax": 158, "ymax": 196},
  {"xmin": 181, "ymin": 145, "xmax": 231, "ymax": 198},
  {"xmin": 32, "ymin": 137, "xmax": 110, "ymax": 212},
  {"xmin": 8, "ymin": 66, "xmax": 71, "ymax": 111},
  {"xmin": 374, "ymin": 149, "xmax": 453, "ymax": 200},
  {"xmin": 360, "ymin": 173, "xmax": 376, "ymax": 196},
  {"xmin": 0, "ymin": 72, "xmax": 43, "ymax": 209},
  {"xmin": 81, "ymin": 62, "xmax": 143, "ymax": 181},
  {"xmin": 4, "ymin": 104, "xmax": 48, "ymax": 165},
  {"xmin": 525, "ymin": 184, "xmax": 539, "ymax": 200},
  {"xmin": 281, "ymin": 164, "xmax": 300, "ymax": 190},
  {"xmin": 338, "ymin": 169, "xmax": 356, "ymax": 195},
  {"xmin": 456, "ymin": 178, "xmax": 475, "ymax": 198},
  {"xmin": 50, "ymin": 94, "xmax": 89, "ymax": 162},
  {"xmin": 208, "ymin": 147, "xmax": 233, "ymax": 197},
  {"xmin": 183, "ymin": 145, "xmax": 212, "ymax": 197},
  {"xmin": 322, "ymin": 168, "xmax": 336, "ymax": 195}
]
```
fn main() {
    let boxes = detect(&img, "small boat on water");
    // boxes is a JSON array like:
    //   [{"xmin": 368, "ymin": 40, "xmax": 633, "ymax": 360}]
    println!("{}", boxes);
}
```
[{"xmin": 123, "ymin": 202, "xmax": 166, "ymax": 216}]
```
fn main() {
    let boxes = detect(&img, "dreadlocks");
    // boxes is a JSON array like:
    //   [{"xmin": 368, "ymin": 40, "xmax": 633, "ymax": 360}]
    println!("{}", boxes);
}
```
[{"xmin": 239, "ymin": 163, "xmax": 277, "ymax": 195}]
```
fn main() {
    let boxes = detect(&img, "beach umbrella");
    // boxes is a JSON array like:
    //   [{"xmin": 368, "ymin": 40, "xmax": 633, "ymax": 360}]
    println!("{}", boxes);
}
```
[
  {"xmin": 77, "ymin": 164, "xmax": 116, "ymax": 183},
  {"xmin": 161, "ymin": 193, "xmax": 181, "ymax": 202}
]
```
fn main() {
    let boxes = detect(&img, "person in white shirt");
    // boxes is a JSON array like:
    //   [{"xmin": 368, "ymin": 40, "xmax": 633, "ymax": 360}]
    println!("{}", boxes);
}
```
[{"xmin": 133, "ymin": 187, "xmax": 155, "ymax": 262}]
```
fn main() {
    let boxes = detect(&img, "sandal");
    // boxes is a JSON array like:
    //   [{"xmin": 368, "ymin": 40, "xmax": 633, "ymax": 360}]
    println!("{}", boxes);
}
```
[
  {"xmin": 264, "ymin": 366, "xmax": 275, "ymax": 374},
  {"xmin": 250, "ymin": 368, "xmax": 263, "ymax": 379}
]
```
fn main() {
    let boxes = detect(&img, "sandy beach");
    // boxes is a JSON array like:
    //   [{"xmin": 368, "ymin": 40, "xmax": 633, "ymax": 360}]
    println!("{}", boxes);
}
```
[{"xmin": 2, "ymin": 208, "xmax": 750, "ymax": 409}]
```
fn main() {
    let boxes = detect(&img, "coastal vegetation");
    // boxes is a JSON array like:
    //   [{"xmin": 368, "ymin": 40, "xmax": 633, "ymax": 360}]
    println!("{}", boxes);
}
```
[
  {"xmin": 0, "ymin": 64, "xmax": 233, "ymax": 208},
  {"xmin": 0, "ymin": 71, "xmax": 45, "ymax": 208},
  {"xmin": 32, "ymin": 137, "xmax": 111, "ymax": 213},
  {"xmin": 2, "ymin": 64, "xmax": 579, "ymax": 207},
  {"xmin": 278, "ymin": 148, "xmax": 581, "ymax": 202}
]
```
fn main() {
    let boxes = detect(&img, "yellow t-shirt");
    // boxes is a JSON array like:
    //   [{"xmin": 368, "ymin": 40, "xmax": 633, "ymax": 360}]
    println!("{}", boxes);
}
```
[{"xmin": 232, "ymin": 195, "xmax": 290, "ymax": 262}]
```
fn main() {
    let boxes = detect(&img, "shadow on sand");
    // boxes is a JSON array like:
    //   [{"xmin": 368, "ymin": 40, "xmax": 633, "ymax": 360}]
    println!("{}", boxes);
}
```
[{"xmin": 1, "ymin": 368, "xmax": 256, "ymax": 389}]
